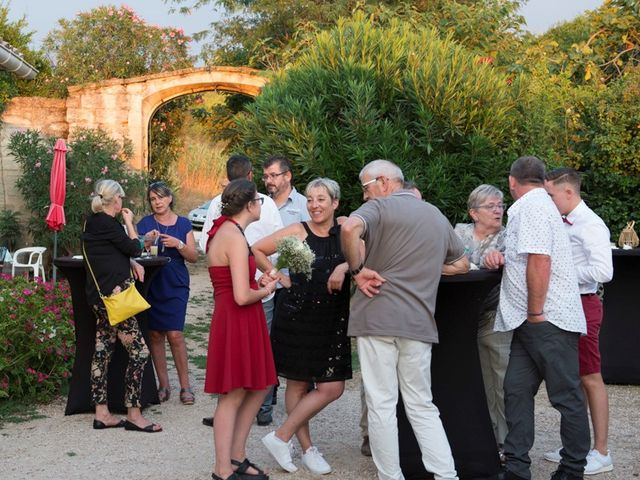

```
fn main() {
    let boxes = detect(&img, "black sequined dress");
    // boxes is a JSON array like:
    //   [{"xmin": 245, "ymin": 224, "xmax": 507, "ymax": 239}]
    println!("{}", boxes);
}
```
[{"xmin": 271, "ymin": 221, "xmax": 352, "ymax": 382}]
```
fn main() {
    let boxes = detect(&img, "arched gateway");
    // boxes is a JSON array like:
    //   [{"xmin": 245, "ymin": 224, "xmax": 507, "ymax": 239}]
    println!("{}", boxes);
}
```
[{"xmin": 0, "ymin": 67, "xmax": 267, "ymax": 209}]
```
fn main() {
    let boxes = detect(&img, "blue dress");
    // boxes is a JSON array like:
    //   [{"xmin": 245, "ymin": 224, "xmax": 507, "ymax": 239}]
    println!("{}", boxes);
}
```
[{"xmin": 137, "ymin": 214, "xmax": 191, "ymax": 331}]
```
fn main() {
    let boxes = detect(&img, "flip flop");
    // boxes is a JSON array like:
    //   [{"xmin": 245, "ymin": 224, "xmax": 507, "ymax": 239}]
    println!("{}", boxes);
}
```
[
  {"xmin": 124, "ymin": 420, "xmax": 162, "ymax": 433},
  {"xmin": 93, "ymin": 419, "xmax": 126, "ymax": 430}
]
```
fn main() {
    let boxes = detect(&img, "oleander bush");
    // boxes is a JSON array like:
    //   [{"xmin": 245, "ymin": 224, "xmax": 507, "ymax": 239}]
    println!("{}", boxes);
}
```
[
  {"xmin": 236, "ymin": 14, "xmax": 521, "ymax": 220},
  {"xmin": 0, "ymin": 274, "xmax": 75, "ymax": 402},
  {"xmin": 9, "ymin": 128, "xmax": 150, "ymax": 257}
]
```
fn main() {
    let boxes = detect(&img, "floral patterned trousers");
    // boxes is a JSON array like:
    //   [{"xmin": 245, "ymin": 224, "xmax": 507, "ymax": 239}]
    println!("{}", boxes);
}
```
[{"xmin": 90, "ymin": 302, "xmax": 149, "ymax": 408}]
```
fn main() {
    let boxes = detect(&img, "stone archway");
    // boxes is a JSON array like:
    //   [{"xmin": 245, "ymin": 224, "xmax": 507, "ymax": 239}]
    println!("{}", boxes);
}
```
[
  {"xmin": 0, "ymin": 66, "xmax": 268, "ymax": 210},
  {"xmin": 66, "ymin": 66, "xmax": 268, "ymax": 169}
]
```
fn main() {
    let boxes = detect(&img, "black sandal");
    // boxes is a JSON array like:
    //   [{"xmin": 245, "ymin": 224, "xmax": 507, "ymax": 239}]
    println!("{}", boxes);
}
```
[
  {"xmin": 231, "ymin": 458, "xmax": 268, "ymax": 480},
  {"xmin": 211, "ymin": 473, "xmax": 239, "ymax": 480}
]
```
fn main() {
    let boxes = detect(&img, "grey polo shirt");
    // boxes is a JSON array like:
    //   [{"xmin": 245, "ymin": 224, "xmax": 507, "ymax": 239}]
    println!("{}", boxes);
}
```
[
  {"xmin": 277, "ymin": 187, "xmax": 310, "ymax": 227},
  {"xmin": 348, "ymin": 191, "xmax": 465, "ymax": 343}
]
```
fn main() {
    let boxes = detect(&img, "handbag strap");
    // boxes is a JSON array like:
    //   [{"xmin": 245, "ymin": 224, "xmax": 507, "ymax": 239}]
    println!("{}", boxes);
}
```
[{"xmin": 82, "ymin": 220, "xmax": 134, "ymax": 299}]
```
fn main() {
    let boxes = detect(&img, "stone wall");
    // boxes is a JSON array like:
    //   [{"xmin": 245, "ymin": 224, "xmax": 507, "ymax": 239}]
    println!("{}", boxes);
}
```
[
  {"xmin": 0, "ymin": 66, "xmax": 266, "ymax": 215},
  {"xmin": 0, "ymin": 97, "xmax": 67, "ymax": 212}
]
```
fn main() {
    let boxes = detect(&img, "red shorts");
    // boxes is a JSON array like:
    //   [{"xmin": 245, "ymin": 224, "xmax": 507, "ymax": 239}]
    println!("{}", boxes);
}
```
[{"xmin": 579, "ymin": 294, "xmax": 603, "ymax": 376}]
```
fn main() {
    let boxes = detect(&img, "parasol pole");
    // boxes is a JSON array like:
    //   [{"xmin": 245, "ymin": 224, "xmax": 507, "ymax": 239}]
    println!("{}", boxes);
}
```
[{"xmin": 52, "ymin": 230, "xmax": 58, "ymax": 285}]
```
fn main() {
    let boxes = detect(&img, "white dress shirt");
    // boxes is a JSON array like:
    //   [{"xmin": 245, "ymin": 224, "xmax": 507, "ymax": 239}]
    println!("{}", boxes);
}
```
[
  {"xmin": 198, "ymin": 192, "xmax": 283, "ymax": 302},
  {"xmin": 563, "ymin": 200, "xmax": 613, "ymax": 294},
  {"xmin": 495, "ymin": 188, "xmax": 586, "ymax": 334}
]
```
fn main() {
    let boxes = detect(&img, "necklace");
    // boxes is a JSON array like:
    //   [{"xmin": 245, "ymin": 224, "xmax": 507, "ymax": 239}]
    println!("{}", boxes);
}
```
[{"xmin": 154, "ymin": 214, "xmax": 174, "ymax": 252}]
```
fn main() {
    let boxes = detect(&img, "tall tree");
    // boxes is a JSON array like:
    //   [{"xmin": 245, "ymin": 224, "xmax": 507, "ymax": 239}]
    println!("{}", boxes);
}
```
[
  {"xmin": 42, "ymin": 4, "xmax": 193, "ymax": 97},
  {"xmin": 168, "ymin": 0, "xmax": 524, "ymax": 69},
  {"xmin": 0, "ymin": 2, "xmax": 51, "ymax": 110}
]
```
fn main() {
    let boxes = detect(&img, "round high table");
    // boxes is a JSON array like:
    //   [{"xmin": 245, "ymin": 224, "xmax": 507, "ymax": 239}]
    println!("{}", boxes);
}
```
[
  {"xmin": 398, "ymin": 269, "xmax": 503, "ymax": 480},
  {"xmin": 54, "ymin": 255, "xmax": 169, "ymax": 415},
  {"xmin": 600, "ymin": 248, "xmax": 640, "ymax": 385}
]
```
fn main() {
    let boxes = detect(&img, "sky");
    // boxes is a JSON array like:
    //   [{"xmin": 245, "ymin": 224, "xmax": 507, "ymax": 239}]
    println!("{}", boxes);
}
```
[{"xmin": 8, "ymin": 0, "xmax": 605, "ymax": 59}]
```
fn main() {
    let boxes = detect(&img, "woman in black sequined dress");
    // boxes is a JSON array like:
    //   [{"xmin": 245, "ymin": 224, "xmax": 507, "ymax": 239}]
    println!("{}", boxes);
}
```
[{"xmin": 252, "ymin": 178, "xmax": 351, "ymax": 474}]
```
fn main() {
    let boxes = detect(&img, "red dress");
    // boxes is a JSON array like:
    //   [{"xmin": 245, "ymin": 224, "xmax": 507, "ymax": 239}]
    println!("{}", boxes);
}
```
[{"xmin": 204, "ymin": 216, "xmax": 276, "ymax": 394}]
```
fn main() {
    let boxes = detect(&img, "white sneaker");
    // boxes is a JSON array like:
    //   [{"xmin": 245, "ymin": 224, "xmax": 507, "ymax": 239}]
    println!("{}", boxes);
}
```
[
  {"xmin": 261, "ymin": 431, "xmax": 298, "ymax": 472},
  {"xmin": 585, "ymin": 449, "xmax": 613, "ymax": 475},
  {"xmin": 543, "ymin": 447, "xmax": 562, "ymax": 463},
  {"xmin": 302, "ymin": 446, "xmax": 332, "ymax": 475}
]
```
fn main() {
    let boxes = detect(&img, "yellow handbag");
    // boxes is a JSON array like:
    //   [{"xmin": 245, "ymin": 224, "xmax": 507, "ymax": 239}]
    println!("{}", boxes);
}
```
[
  {"xmin": 82, "ymin": 233, "xmax": 150, "ymax": 326},
  {"xmin": 99, "ymin": 281, "xmax": 150, "ymax": 326}
]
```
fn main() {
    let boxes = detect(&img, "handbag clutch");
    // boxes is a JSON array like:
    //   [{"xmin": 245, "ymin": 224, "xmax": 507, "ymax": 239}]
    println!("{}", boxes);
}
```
[{"xmin": 82, "ymin": 224, "xmax": 150, "ymax": 326}]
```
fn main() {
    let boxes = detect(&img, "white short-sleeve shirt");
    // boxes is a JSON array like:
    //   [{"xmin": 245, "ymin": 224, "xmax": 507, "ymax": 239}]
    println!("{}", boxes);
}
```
[
  {"xmin": 495, "ymin": 188, "xmax": 586, "ymax": 334},
  {"xmin": 564, "ymin": 200, "xmax": 613, "ymax": 294}
]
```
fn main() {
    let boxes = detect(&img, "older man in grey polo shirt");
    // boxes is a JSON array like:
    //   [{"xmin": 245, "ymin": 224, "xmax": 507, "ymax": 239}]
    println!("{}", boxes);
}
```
[{"xmin": 341, "ymin": 159, "xmax": 468, "ymax": 480}]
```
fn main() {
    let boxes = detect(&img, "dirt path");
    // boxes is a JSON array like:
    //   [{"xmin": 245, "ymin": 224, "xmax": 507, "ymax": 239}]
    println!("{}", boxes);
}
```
[{"xmin": 0, "ymin": 259, "xmax": 637, "ymax": 479}]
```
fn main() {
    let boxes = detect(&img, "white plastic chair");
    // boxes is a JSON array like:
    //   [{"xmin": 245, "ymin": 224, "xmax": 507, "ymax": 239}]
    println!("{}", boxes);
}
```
[{"xmin": 11, "ymin": 247, "xmax": 47, "ymax": 281}]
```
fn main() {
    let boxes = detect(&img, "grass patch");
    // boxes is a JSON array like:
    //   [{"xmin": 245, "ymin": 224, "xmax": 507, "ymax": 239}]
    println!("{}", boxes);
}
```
[
  {"xmin": 190, "ymin": 354, "xmax": 208, "ymax": 370},
  {"xmin": 351, "ymin": 344, "xmax": 360, "ymax": 372},
  {"xmin": 0, "ymin": 400, "xmax": 47, "ymax": 427}
]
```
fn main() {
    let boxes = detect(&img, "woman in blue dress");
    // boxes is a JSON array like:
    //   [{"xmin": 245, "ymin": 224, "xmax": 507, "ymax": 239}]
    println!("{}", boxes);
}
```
[{"xmin": 137, "ymin": 181, "xmax": 198, "ymax": 405}]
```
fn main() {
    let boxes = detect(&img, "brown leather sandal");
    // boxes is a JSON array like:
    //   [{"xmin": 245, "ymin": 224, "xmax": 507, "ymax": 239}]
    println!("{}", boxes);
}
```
[{"xmin": 180, "ymin": 387, "xmax": 195, "ymax": 405}]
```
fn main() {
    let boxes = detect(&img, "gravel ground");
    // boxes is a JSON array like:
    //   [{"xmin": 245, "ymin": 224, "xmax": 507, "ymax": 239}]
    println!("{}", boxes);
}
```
[{"xmin": 1, "ymin": 261, "xmax": 638, "ymax": 480}]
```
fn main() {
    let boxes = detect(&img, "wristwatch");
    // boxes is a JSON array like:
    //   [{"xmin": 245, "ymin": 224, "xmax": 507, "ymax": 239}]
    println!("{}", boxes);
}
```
[{"xmin": 177, "ymin": 240, "xmax": 185, "ymax": 250}]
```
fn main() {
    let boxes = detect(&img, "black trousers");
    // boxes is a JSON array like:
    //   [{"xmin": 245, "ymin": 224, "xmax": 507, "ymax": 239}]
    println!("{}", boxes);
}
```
[{"xmin": 503, "ymin": 321, "xmax": 590, "ymax": 479}]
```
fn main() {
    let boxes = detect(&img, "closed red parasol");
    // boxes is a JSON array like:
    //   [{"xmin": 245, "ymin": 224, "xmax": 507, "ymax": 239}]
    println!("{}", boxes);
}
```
[
  {"xmin": 45, "ymin": 138, "xmax": 67, "ymax": 284},
  {"xmin": 45, "ymin": 139, "xmax": 67, "ymax": 231}
]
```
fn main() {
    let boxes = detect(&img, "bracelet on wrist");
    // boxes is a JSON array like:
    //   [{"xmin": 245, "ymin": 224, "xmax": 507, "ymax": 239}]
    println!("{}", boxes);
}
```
[
  {"xmin": 350, "ymin": 262, "xmax": 364, "ymax": 277},
  {"xmin": 527, "ymin": 311, "xmax": 544, "ymax": 317}
]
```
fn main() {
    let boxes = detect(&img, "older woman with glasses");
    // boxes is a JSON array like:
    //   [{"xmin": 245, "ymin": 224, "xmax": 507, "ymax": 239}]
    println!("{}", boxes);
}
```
[{"xmin": 454, "ymin": 184, "xmax": 511, "ymax": 461}]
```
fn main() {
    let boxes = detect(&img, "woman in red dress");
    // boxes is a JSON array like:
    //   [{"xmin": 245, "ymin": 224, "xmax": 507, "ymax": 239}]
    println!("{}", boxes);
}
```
[{"xmin": 205, "ymin": 179, "xmax": 278, "ymax": 480}]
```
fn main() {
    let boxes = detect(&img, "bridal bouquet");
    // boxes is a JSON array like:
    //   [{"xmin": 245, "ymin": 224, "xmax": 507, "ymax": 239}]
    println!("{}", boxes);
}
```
[{"xmin": 272, "ymin": 235, "xmax": 315, "ymax": 280}]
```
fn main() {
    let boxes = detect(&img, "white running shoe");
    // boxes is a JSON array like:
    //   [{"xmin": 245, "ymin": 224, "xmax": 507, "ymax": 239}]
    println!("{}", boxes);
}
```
[
  {"xmin": 585, "ymin": 449, "xmax": 613, "ymax": 475},
  {"xmin": 543, "ymin": 447, "xmax": 562, "ymax": 463},
  {"xmin": 261, "ymin": 431, "xmax": 298, "ymax": 473},
  {"xmin": 302, "ymin": 446, "xmax": 332, "ymax": 475}
]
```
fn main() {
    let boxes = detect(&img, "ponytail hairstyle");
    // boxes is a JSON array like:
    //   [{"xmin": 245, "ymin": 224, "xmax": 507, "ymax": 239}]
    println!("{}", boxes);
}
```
[
  {"xmin": 220, "ymin": 179, "xmax": 257, "ymax": 217},
  {"xmin": 91, "ymin": 179, "xmax": 125, "ymax": 213}
]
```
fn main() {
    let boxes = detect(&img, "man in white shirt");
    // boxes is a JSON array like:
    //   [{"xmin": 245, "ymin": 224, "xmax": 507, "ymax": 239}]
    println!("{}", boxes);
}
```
[
  {"xmin": 199, "ymin": 154, "xmax": 283, "ymax": 426},
  {"xmin": 544, "ymin": 168, "xmax": 614, "ymax": 475},
  {"xmin": 262, "ymin": 155, "xmax": 310, "ymax": 227},
  {"xmin": 485, "ymin": 156, "xmax": 589, "ymax": 480}
]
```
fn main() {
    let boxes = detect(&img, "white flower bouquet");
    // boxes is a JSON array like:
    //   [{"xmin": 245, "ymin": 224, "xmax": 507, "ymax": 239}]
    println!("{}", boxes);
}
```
[{"xmin": 272, "ymin": 235, "xmax": 315, "ymax": 280}]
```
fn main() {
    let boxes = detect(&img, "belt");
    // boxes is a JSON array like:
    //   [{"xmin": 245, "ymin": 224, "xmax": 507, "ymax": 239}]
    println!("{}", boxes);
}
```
[{"xmin": 580, "ymin": 293, "xmax": 596, "ymax": 297}]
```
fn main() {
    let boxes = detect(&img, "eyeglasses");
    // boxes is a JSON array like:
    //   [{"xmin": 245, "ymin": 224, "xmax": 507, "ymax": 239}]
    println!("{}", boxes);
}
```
[
  {"xmin": 474, "ymin": 203, "xmax": 505, "ymax": 211},
  {"xmin": 262, "ymin": 171, "xmax": 288, "ymax": 181},
  {"xmin": 251, "ymin": 197, "xmax": 264, "ymax": 205},
  {"xmin": 361, "ymin": 177, "xmax": 381, "ymax": 192}
]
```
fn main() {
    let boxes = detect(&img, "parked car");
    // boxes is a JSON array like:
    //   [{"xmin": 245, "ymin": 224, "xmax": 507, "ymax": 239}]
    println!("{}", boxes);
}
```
[{"xmin": 188, "ymin": 200, "xmax": 211, "ymax": 230}]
